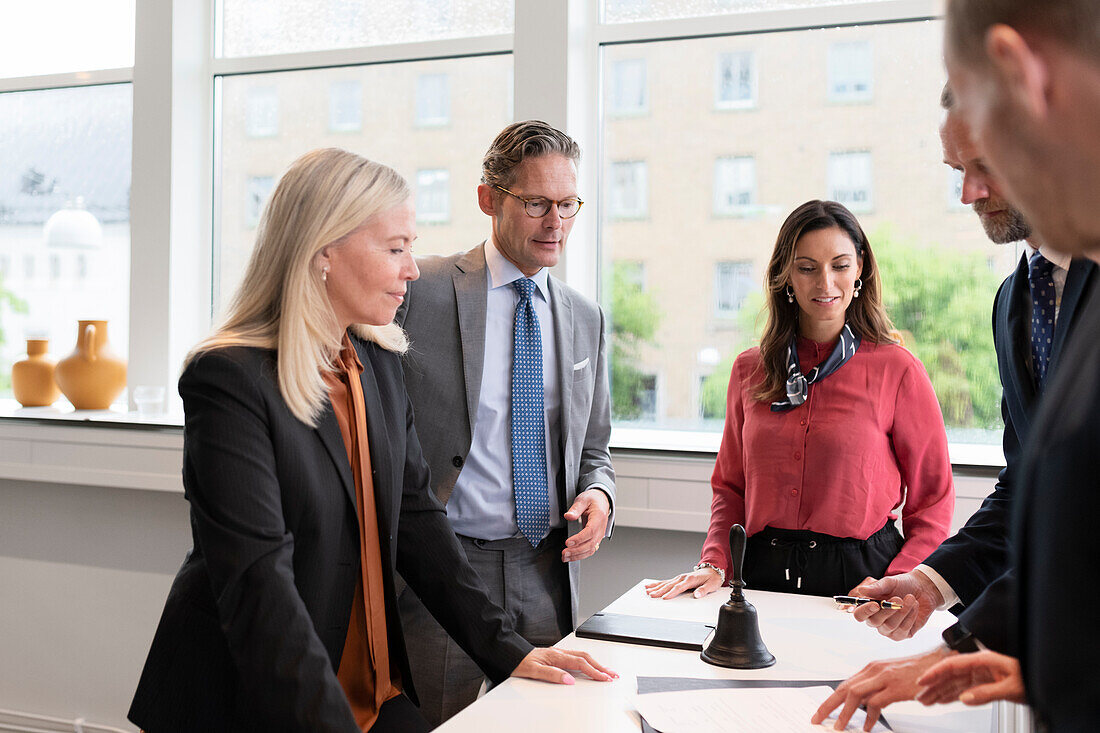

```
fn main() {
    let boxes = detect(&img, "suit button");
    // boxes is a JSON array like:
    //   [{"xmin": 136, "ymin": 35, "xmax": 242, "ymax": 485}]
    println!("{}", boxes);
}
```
[{"xmin": 452, "ymin": 455, "xmax": 464, "ymax": 468}]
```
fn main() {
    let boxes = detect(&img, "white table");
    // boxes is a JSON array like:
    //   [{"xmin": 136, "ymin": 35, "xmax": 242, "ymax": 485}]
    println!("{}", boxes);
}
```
[{"xmin": 438, "ymin": 580, "xmax": 1001, "ymax": 732}]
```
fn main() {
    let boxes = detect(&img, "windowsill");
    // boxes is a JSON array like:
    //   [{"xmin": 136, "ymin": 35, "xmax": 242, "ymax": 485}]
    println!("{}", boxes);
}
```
[
  {"xmin": 0, "ymin": 398, "xmax": 183, "ymax": 430},
  {"xmin": 610, "ymin": 425, "xmax": 1006, "ymax": 469}
]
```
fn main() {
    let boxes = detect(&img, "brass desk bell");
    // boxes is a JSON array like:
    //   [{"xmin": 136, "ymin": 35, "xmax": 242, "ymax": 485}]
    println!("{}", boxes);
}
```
[{"xmin": 700, "ymin": 524, "xmax": 776, "ymax": 669}]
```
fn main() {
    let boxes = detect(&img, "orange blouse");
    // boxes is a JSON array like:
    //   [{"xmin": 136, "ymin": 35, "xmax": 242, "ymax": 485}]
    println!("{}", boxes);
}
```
[{"xmin": 324, "ymin": 335, "xmax": 402, "ymax": 731}]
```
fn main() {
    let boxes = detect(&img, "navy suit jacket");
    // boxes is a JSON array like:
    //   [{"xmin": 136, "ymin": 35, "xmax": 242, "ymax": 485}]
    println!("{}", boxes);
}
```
[
  {"xmin": 1013, "ymin": 277, "xmax": 1100, "ymax": 729},
  {"xmin": 922, "ymin": 252, "xmax": 1095, "ymax": 653},
  {"xmin": 128, "ymin": 338, "xmax": 530, "ymax": 733}
]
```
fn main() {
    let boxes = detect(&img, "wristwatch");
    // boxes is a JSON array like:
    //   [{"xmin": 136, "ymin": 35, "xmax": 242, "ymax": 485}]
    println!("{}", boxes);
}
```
[
  {"xmin": 941, "ymin": 621, "xmax": 980, "ymax": 653},
  {"xmin": 693, "ymin": 561, "xmax": 726, "ymax": 585}
]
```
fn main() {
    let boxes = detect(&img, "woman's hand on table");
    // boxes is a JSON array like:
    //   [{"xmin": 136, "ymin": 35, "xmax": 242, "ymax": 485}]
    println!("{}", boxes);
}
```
[
  {"xmin": 511, "ymin": 648, "xmax": 619, "ymax": 685},
  {"xmin": 644, "ymin": 567, "xmax": 724, "ymax": 599}
]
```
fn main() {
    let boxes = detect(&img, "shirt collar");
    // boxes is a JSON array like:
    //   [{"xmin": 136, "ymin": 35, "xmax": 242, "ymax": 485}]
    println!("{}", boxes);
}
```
[
  {"xmin": 485, "ymin": 235, "xmax": 551, "ymax": 302},
  {"xmin": 1029, "ymin": 242, "xmax": 1072, "ymax": 272}
]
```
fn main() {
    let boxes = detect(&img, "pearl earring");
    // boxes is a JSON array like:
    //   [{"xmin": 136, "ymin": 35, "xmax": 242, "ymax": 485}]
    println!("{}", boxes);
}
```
[
  {"xmin": 322, "ymin": 266, "xmax": 329, "ymax": 283},
  {"xmin": 853, "ymin": 278, "xmax": 863, "ymax": 299},
  {"xmin": 785, "ymin": 285, "xmax": 794, "ymax": 304}
]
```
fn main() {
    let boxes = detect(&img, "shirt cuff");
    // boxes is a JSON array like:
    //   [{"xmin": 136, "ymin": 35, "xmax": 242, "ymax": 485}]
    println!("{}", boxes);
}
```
[
  {"xmin": 583, "ymin": 484, "xmax": 614, "ymax": 537},
  {"xmin": 915, "ymin": 564, "xmax": 959, "ymax": 610}
]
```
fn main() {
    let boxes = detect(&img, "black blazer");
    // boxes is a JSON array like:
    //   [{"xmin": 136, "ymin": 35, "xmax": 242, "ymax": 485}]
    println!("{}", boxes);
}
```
[
  {"xmin": 128, "ymin": 338, "xmax": 531, "ymax": 733},
  {"xmin": 1013, "ymin": 279, "xmax": 1100, "ymax": 729},
  {"xmin": 923, "ymin": 253, "xmax": 1095, "ymax": 652}
]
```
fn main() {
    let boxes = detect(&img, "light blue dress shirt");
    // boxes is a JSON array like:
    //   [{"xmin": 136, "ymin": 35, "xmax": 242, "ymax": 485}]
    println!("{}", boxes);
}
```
[{"xmin": 446, "ymin": 237, "xmax": 564, "ymax": 540}]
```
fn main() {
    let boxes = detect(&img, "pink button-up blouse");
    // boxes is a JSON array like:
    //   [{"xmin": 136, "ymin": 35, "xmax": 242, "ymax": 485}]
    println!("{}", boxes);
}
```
[{"xmin": 699, "ymin": 337, "xmax": 954, "ymax": 579}]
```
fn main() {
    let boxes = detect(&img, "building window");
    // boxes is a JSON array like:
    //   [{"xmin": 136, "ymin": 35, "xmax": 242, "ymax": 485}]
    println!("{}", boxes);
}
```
[
  {"xmin": 415, "ymin": 73, "xmax": 450, "ymax": 126},
  {"xmin": 245, "ymin": 176, "xmax": 275, "ymax": 228},
  {"xmin": 609, "ymin": 59, "xmax": 648, "ymax": 116},
  {"xmin": 828, "ymin": 41, "xmax": 873, "ymax": 102},
  {"xmin": 245, "ymin": 86, "xmax": 279, "ymax": 137},
  {"xmin": 947, "ymin": 167, "xmax": 968, "ymax": 210},
  {"xmin": 828, "ymin": 151, "xmax": 873, "ymax": 212},
  {"xmin": 328, "ymin": 80, "xmax": 362, "ymax": 132},
  {"xmin": 713, "ymin": 156, "xmax": 756, "ymax": 216},
  {"xmin": 49, "ymin": 254, "xmax": 61, "ymax": 281},
  {"xmin": 415, "ymin": 169, "xmax": 450, "ymax": 224},
  {"xmin": 715, "ymin": 51, "xmax": 756, "ymax": 109},
  {"xmin": 23, "ymin": 255, "xmax": 35, "ymax": 280},
  {"xmin": 714, "ymin": 260, "xmax": 754, "ymax": 316},
  {"xmin": 608, "ymin": 161, "xmax": 648, "ymax": 219},
  {"xmin": 618, "ymin": 260, "xmax": 646, "ymax": 291},
  {"xmin": 76, "ymin": 254, "xmax": 88, "ymax": 280}
]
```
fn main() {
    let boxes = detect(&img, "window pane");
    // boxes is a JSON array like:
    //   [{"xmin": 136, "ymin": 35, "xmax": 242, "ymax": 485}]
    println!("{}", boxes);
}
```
[
  {"xmin": 0, "ymin": 1, "xmax": 135, "ymax": 78},
  {"xmin": 604, "ymin": 0, "xmax": 912, "ymax": 24},
  {"xmin": 828, "ymin": 41, "xmax": 873, "ymax": 102},
  {"xmin": 215, "ymin": 55, "xmax": 511, "ymax": 311},
  {"xmin": 219, "ymin": 0, "xmax": 513, "ymax": 58},
  {"xmin": 715, "ymin": 51, "xmax": 756, "ymax": 110},
  {"xmin": 601, "ymin": 21, "xmax": 1013, "ymax": 446},
  {"xmin": 0, "ymin": 84, "xmax": 132, "ymax": 397},
  {"xmin": 608, "ymin": 59, "xmax": 648, "ymax": 116}
]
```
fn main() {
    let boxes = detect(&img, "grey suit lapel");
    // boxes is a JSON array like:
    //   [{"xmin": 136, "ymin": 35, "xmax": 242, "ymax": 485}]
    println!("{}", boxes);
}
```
[
  {"xmin": 550, "ymin": 276, "xmax": 575, "ymax": 455},
  {"xmin": 454, "ymin": 244, "xmax": 488, "ymax": 440}
]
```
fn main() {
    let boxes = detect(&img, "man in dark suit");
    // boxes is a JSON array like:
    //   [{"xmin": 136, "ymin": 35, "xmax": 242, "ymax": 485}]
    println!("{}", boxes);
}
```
[
  {"xmin": 395, "ymin": 121, "xmax": 615, "ymax": 726},
  {"xmin": 909, "ymin": 1, "xmax": 1100, "ymax": 727},
  {"xmin": 812, "ymin": 86, "xmax": 1095, "ymax": 729}
]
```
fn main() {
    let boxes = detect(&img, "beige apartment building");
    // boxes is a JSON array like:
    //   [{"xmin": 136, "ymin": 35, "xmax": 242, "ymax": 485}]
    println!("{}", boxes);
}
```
[{"xmin": 219, "ymin": 16, "xmax": 1011, "ymax": 431}]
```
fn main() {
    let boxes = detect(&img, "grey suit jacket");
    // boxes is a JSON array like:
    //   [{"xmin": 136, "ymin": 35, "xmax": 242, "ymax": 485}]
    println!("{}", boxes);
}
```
[{"xmin": 396, "ymin": 242, "xmax": 615, "ymax": 623}]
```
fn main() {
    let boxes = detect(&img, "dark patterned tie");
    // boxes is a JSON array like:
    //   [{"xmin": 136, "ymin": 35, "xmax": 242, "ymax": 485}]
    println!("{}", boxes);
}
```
[
  {"xmin": 1028, "ymin": 251, "xmax": 1057, "ymax": 387},
  {"xmin": 511, "ymin": 278, "xmax": 550, "ymax": 546}
]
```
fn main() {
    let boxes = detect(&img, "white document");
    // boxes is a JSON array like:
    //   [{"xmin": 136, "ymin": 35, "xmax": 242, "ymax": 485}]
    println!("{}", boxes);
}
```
[{"xmin": 634, "ymin": 685, "xmax": 890, "ymax": 733}]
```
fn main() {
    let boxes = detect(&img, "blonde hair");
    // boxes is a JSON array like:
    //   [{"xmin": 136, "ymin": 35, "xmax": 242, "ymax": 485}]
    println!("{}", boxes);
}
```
[{"xmin": 188, "ymin": 148, "xmax": 411, "ymax": 426}]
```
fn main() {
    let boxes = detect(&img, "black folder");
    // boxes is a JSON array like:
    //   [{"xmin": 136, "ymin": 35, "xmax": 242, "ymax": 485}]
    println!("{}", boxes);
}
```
[{"xmin": 575, "ymin": 612, "xmax": 714, "ymax": 651}]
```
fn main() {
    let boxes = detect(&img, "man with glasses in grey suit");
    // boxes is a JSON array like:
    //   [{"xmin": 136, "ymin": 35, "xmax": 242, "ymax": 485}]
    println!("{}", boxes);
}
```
[{"xmin": 395, "ymin": 120, "xmax": 616, "ymax": 727}]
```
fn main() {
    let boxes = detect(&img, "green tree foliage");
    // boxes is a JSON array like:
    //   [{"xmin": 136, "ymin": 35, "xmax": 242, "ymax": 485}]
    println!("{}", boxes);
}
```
[
  {"xmin": 606, "ymin": 261, "xmax": 662, "ymax": 420},
  {"xmin": 873, "ymin": 227, "xmax": 1001, "ymax": 428},
  {"xmin": 696, "ymin": 229, "xmax": 1003, "ymax": 429}
]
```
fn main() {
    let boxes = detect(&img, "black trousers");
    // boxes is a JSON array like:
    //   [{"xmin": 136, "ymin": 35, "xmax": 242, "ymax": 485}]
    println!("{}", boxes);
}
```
[
  {"xmin": 370, "ymin": 694, "xmax": 430, "ymax": 733},
  {"xmin": 743, "ymin": 521, "xmax": 904, "ymax": 597}
]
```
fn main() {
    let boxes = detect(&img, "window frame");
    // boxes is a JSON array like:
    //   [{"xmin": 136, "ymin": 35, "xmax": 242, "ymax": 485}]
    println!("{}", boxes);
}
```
[{"xmin": 3, "ymin": 0, "xmax": 998, "ymax": 467}]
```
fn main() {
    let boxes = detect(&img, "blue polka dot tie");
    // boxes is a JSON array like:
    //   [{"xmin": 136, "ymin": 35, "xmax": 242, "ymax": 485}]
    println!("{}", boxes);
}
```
[
  {"xmin": 511, "ymin": 278, "xmax": 550, "ymax": 547},
  {"xmin": 1028, "ymin": 251, "xmax": 1057, "ymax": 387}
]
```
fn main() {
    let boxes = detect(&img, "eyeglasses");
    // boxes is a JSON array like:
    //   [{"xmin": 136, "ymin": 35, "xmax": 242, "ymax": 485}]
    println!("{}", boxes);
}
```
[{"xmin": 494, "ymin": 185, "xmax": 584, "ymax": 219}]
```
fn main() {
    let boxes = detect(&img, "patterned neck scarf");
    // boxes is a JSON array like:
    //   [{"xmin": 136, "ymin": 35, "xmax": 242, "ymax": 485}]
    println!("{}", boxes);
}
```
[{"xmin": 771, "ymin": 323, "xmax": 861, "ymax": 412}]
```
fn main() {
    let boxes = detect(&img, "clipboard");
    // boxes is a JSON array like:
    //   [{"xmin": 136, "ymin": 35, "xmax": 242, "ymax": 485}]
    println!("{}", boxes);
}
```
[{"xmin": 575, "ymin": 612, "xmax": 715, "ymax": 651}]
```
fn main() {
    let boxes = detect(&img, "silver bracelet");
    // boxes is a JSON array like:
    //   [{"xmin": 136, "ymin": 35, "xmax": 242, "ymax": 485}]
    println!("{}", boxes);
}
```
[{"xmin": 693, "ymin": 561, "xmax": 726, "ymax": 585}]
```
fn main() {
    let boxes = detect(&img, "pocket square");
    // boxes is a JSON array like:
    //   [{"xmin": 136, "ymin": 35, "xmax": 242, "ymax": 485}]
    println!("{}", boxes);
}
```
[{"xmin": 573, "ymin": 357, "xmax": 590, "ymax": 371}]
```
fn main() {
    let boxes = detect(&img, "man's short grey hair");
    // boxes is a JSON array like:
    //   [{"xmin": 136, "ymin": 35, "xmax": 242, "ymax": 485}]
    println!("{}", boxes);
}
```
[
  {"xmin": 947, "ymin": 0, "xmax": 1100, "ymax": 64},
  {"xmin": 481, "ymin": 120, "xmax": 581, "ymax": 189}
]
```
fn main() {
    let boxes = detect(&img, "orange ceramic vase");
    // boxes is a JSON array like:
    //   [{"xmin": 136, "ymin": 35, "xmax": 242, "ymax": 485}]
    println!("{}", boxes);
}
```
[
  {"xmin": 54, "ymin": 320, "xmax": 127, "ymax": 410},
  {"xmin": 12, "ymin": 339, "xmax": 62, "ymax": 407}
]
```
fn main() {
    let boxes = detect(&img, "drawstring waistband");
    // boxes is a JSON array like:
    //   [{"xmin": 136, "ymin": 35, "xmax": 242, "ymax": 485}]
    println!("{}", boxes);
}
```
[{"xmin": 766, "ymin": 536, "xmax": 818, "ymax": 589}]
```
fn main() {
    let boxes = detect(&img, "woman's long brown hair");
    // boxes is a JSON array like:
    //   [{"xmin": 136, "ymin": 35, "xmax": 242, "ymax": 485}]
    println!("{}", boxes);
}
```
[{"xmin": 753, "ymin": 200, "xmax": 897, "ymax": 402}]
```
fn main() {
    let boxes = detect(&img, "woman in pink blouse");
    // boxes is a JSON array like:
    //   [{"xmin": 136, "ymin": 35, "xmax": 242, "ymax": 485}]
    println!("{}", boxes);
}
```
[{"xmin": 647, "ymin": 200, "xmax": 953, "ymax": 599}]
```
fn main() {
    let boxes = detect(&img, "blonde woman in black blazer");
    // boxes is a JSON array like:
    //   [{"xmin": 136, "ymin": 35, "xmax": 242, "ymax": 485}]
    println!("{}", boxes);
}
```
[{"xmin": 128, "ymin": 148, "xmax": 614, "ymax": 733}]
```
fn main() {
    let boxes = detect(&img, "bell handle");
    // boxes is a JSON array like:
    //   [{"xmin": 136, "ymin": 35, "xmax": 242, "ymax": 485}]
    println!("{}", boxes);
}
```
[
  {"xmin": 728, "ymin": 524, "xmax": 747, "ymax": 592},
  {"xmin": 80, "ymin": 323, "xmax": 98, "ymax": 362}
]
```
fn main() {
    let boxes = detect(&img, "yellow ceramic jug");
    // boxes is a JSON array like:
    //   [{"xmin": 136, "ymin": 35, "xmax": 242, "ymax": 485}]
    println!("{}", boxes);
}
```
[
  {"xmin": 12, "ymin": 339, "xmax": 62, "ymax": 407},
  {"xmin": 54, "ymin": 320, "xmax": 127, "ymax": 410}
]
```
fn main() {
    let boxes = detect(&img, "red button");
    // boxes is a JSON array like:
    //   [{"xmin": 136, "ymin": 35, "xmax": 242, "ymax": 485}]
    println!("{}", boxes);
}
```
[
  {"xmin": 793, "ymin": 452, "xmax": 801, "ymax": 460},
  {"xmin": 790, "ymin": 488, "xmax": 798, "ymax": 496},
  {"xmin": 800, "ymin": 419, "xmax": 806, "ymax": 426}
]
